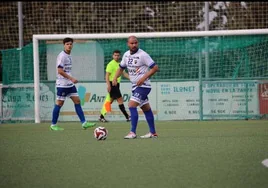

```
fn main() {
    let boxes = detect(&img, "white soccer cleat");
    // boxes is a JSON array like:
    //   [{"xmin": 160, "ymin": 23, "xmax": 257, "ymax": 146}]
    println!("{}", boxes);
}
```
[
  {"xmin": 140, "ymin": 132, "xmax": 158, "ymax": 139},
  {"xmin": 124, "ymin": 132, "xmax": 137, "ymax": 139}
]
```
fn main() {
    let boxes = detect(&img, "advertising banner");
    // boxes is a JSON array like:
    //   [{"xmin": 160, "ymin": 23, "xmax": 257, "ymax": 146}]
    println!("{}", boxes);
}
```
[
  {"xmin": 202, "ymin": 81, "xmax": 259, "ymax": 119},
  {"xmin": 59, "ymin": 82, "xmax": 157, "ymax": 121},
  {"xmin": 1, "ymin": 83, "xmax": 55, "ymax": 121},
  {"xmin": 1, "ymin": 81, "xmax": 259, "ymax": 122},
  {"xmin": 157, "ymin": 82, "xmax": 199, "ymax": 120},
  {"xmin": 258, "ymin": 83, "xmax": 268, "ymax": 114},
  {"xmin": 156, "ymin": 81, "xmax": 259, "ymax": 120}
]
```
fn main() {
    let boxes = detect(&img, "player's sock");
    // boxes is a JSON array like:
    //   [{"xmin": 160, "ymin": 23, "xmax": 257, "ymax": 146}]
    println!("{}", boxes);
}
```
[
  {"xmin": 129, "ymin": 107, "xmax": 138, "ymax": 133},
  {"xmin": 119, "ymin": 104, "xmax": 130, "ymax": 119},
  {"xmin": 144, "ymin": 109, "xmax": 156, "ymax": 134},
  {"xmin": 74, "ymin": 103, "xmax": 86, "ymax": 123},
  {"xmin": 52, "ymin": 104, "xmax": 61, "ymax": 125}
]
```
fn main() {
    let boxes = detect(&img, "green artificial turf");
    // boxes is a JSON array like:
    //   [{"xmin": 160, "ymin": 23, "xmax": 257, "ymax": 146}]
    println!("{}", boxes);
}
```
[{"xmin": 0, "ymin": 120, "xmax": 268, "ymax": 188}]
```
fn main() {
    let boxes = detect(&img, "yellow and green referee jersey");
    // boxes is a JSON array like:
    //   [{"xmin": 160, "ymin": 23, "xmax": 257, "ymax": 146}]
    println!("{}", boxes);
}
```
[{"xmin": 106, "ymin": 59, "xmax": 122, "ymax": 83}]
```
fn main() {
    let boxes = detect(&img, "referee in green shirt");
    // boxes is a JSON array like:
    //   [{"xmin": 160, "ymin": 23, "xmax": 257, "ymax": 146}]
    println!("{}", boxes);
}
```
[{"xmin": 99, "ymin": 50, "xmax": 130, "ymax": 122}]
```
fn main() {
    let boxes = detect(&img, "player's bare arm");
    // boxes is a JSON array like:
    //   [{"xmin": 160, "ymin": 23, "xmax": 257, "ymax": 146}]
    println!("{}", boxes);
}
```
[
  {"xmin": 112, "ymin": 68, "xmax": 124, "ymax": 86},
  {"xmin": 106, "ymin": 72, "xmax": 111, "ymax": 92},
  {"xmin": 123, "ymin": 70, "xmax": 130, "ymax": 80},
  {"xmin": 57, "ymin": 68, "xmax": 78, "ymax": 83},
  {"xmin": 137, "ymin": 65, "xmax": 159, "ymax": 86}
]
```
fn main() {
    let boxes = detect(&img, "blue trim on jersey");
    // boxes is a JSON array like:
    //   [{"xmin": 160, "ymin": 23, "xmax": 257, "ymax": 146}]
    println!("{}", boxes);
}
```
[
  {"xmin": 58, "ymin": 65, "xmax": 63, "ymax": 68},
  {"xmin": 132, "ymin": 83, "xmax": 151, "ymax": 88},
  {"xmin": 149, "ymin": 63, "xmax": 156, "ymax": 69},
  {"xmin": 63, "ymin": 50, "xmax": 70, "ymax": 55},
  {"xmin": 119, "ymin": 64, "xmax": 126, "ymax": 69}
]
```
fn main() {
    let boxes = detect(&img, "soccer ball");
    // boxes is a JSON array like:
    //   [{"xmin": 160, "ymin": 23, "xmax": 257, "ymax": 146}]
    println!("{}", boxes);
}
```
[{"xmin": 94, "ymin": 126, "xmax": 108, "ymax": 140}]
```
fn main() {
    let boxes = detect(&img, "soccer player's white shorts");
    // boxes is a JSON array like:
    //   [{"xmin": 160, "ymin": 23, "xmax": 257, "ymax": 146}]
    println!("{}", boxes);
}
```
[
  {"xmin": 56, "ymin": 86, "xmax": 79, "ymax": 101},
  {"xmin": 130, "ymin": 87, "xmax": 151, "ymax": 107}
]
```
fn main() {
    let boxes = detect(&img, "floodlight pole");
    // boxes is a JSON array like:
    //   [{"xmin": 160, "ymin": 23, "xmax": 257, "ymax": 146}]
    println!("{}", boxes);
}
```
[
  {"xmin": 204, "ymin": 2, "xmax": 210, "ymax": 79},
  {"xmin": 18, "ymin": 2, "xmax": 24, "ymax": 81}
]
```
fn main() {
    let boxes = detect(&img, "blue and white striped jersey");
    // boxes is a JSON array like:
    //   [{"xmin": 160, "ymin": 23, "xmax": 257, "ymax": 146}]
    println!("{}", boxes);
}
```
[
  {"xmin": 56, "ymin": 51, "xmax": 74, "ymax": 88},
  {"xmin": 120, "ymin": 49, "xmax": 156, "ymax": 90}
]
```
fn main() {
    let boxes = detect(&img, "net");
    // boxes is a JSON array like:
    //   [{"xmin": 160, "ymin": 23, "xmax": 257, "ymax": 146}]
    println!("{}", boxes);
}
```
[
  {"xmin": 3, "ymin": 35, "xmax": 268, "ymax": 84},
  {"xmin": 2, "ymin": 2, "xmax": 268, "ymax": 50},
  {"xmin": 1, "ymin": 33, "xmax": 268, "ymax": 122},
  {"xmin": 2, "ymin": 2, "xmax": 268, "ymax": 123}
]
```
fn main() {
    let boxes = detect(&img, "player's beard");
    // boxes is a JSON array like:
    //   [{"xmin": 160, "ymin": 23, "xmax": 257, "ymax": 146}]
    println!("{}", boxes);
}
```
[{"xmin": 130, "ymin": 47, "xmax": 138, "ymax": 54}]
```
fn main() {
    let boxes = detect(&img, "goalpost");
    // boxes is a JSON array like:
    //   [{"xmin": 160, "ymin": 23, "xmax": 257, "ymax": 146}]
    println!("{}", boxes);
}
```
[{"xmin": 32, "ymin": 29, "xmax": 268, "ymax": 123}]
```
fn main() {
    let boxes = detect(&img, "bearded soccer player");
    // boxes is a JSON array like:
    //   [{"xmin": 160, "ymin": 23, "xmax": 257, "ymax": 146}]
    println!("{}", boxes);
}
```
[{"xmin": 112, "ymin": 36, "xmax": 159, "ymax": 139}]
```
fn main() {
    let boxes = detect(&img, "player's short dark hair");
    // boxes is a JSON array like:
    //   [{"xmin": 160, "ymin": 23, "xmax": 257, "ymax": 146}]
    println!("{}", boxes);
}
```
[
  {"xmin": 113, "ymin": 50, "xmax": 120, "ymax": 54},
  {"xmin": 63, "ymin": 37, "xmax": 73, "ymax": 44}
]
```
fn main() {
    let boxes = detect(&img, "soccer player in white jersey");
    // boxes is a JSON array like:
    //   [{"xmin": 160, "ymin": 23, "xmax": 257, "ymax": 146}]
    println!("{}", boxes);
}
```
[
  {"xmin": 112, "ymin": 36, "xmax": 159, "ymax": 139},
  {"xmin": 50, "ymin": 37, "xmax": 96, "ymax": 131}
]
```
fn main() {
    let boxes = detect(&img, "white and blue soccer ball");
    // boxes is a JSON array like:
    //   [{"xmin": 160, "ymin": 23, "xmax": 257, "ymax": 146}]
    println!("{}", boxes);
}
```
[{"xmin": 94, "ymin": 126, "xmax": 108, "ymax": 140}]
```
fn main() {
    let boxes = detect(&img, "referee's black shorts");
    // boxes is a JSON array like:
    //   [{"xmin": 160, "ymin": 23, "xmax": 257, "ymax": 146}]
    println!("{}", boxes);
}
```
[{"xmin": 109, "ymin": 81, "xmax": 122, "ymax": 99}]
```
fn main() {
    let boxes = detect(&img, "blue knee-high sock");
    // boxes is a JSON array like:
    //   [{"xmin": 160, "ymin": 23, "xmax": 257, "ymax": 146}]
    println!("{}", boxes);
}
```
[
  {"xmin": 52, "ymin": 104, "xmax": 61, "ymax": 125},
  {"xmin": 129, "ymin": 107, "xmax": 138, "ymax": 133},
  {"xmin": 75, "ymin": 104, "xmax": 86, "ymax": 123},
  {"xmin": 144, "ymin": 109, "xmax": 156, "ymax": 134}
]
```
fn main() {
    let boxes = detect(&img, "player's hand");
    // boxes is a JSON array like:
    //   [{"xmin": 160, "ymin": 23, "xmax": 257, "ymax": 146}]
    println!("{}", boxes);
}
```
[
  {"xmin": 112, "ymin": 79, "xmax": 117, "ymax": 86},
  {"xmin": 137, "ymin": 77, "xmax": 146, "ymax": 86},
  {"xmin": 70, "ymin": 77, "xmax": 78, "ymax": 84},
  {"xmin": 107, "ymin": 85, "xmax": 111, "ymax": 93}
]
